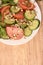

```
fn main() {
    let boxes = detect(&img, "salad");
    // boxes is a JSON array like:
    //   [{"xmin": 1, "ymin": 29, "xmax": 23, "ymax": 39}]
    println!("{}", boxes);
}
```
[{"xmin": 0, "ymin": 0, "xmax": 40, "ymax": 40}]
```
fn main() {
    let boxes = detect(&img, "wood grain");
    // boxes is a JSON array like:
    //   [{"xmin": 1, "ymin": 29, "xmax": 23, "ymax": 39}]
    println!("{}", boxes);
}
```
[{"xmin": 0, "ymin": 1, "xmax": 43, "ymax": 65}]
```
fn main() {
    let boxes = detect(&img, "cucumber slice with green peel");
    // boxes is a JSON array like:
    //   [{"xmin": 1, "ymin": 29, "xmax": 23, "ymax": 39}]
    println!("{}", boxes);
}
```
[
  {"xmin": 14, "ymin": 0, "xmax": 18, "ymax": 4},
  {"xmin": 4, "ymin": 13, "xmax": 15, "ymax": 24},
  {"xmin": 1, "ymin": 3, "xmax": 9, "ymax": 7},
  {"xmin": 9, "ymin": 1, "xmax": 15, "ymax": 5},
  {"xmin": 9, "ymin": 0, "xmax": 18, "ymax": 5},
  {"xmin": 10, "ymin": 6, "xmax": 21, "ymax": 13},
  {"xmin": 15, "ymin": 19, "xmax": 19, "ymax": 23},
  {"xmin": 29, "ymin": 19, "xmax": 40, "ymax": 30},
  {"xmin": 2, "ymin": 0, "xmax": 9, "ymax": 3},
  {"xmin": 20, "ymin": 23, "xmax": 27, "ymax": 29},
  {"xmin": 25, "ymin": 10, "xmax": 36, "ymax": 20},
  {"xmin": 0, "ymin": 26, "xmax": 9, "ymax": 39},
  {"xmin": 0, "ymin": 22, "xmax": 6, "ymax": 27},
  {"xmin": 24, "ymin": 27, "xmax": 32, "ymax": 36},
  {"xmin": 4, "ymin": 18, "xmax": 15, "ymax": 24},
  {"xmin": 0, "ymin": 34, "xmax": 9, "ymax": 39}
]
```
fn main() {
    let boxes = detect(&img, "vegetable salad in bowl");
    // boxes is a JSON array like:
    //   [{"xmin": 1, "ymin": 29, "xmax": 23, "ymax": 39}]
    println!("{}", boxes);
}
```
[{"xmin": 0, "ymin": 0, "xmax": 40, "ymax": 40}]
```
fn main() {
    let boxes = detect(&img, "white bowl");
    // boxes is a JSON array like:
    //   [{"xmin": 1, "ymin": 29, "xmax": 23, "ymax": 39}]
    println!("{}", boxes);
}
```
[{"xmin": 0, "ymin": 2, "xmax": 41, "ymax": 45}]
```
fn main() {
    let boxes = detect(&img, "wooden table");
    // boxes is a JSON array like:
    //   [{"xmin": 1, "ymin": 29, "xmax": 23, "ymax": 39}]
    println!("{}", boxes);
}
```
[{"xmin": 0, "ymin": 1, "xmax": 43, "ymax": 65}]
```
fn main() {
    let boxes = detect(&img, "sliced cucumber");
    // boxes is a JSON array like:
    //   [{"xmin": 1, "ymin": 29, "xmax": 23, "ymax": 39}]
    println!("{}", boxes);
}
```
[
  {"xmin": 15, "ymin": 19, "xmax": 19, "ymax": 23},
  {"xmin": 20, "ymin": 23, "xmax": 27, "ymax": 29},
  {"xmin": 9, "ymin": 0, "xmax": 15, "ymax": 5},
  {"xmin": 4, "ymin": 18, "xmax": 15, "ymax": 24},
  {"xmin": 24, "ymin": 27, "xmax": 32, "ymax": 36},
  {"xmin": 2, "ymin": 0, "xmax": 9, "ymax": 3},
  {"xmin": 14, "ymin": 0, "xmax": 18, "ymax": 4},
  {"xmin": 1, "ymin": 3, "xmax": 9, "ymax": 7},
  {"xmin": 0, "ymin": 26, "xmax": 9, "ymax": 39},
  {"xmin": 29, "ymin": 19, "xmax": 40, "ymax": 30},
  {"xmin": 10, "ymin": 6, "xmax": 20, "ymax": 13},
  {"xmin": 25, "ymin": 10, "xmax": 36, "ymax": 20},
  {"xmin": 0, "ymin": 22, "xmax": 6, "ymax": 27},
  {"xmin": 0, "ymin": 34, "xmax": 9, "ymax": 39},
  {"xmin": 4, "ymin": 13, "xmax": 15, "ymax": 24},
  {"xmin": 9, "ymin": 0, "xmax": 18, "ymax": 5},
  {"xmin": 4, "ymin": 13, "xmax": 13, "ymax": 19}
]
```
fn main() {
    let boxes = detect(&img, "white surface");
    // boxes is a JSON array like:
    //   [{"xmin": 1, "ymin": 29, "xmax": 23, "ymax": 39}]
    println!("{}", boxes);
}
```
[{"xmin": 0, "ymin": 2, "xmax": 41, "ymax": 45}]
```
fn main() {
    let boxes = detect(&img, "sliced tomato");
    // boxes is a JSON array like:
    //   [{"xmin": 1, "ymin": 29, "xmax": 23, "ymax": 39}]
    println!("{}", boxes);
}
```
[
  {"xmin": 28, "ymin": 2, "xmax": 35, "ymax": 10},
  {"xmin": 19, "ymin": 0, "xmax": 28, "ymax": 10},
  {"xmin": 6, "ymin": 26, "xmax": 24, "ymax": 40},
  {"xmin": 19, "ymin": 3, "xmax": 28, "ymax": 10},
  {"xmin": 13, "ymin": 12, "xmax": 24, "ymax": 19},
  {"xmin": 4, "ymin": 10, "xmax": 10, "ymax": 15},
  {"xmin": 1, "ymin": 6, "xmax": 10, "ymax": 21},
  {"xmin": 1, "ymin": 6, "xmax": 10, "ymax": 15},
  {"xmin": 19, "ymin": 0, "xmax": 25, "ymax": 3},
  {"xmin": 1, "ymin": 9, "xmax": 10, "ymax": 21},
  {"xmin": 19, "ymin": 2, "xmax": 35, "ymax": 10},
  {"xmin": 0, "ymin": 8, "xmax": 1, "ymax": 12}
]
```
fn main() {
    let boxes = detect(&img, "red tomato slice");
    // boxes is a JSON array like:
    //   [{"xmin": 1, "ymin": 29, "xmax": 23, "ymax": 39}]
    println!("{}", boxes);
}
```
[
  {"xmin": 19, "ymin": 0, "xmax": 25, "ymax": 3},
  {"xmin": 4, "ymin": 10, "xmax": 10, "ymax": 15},
  {"xmin": 1, "ymin": 6, "xmax": 10, "ymax": 21},
  {"xmin": 19, "ymin": 3, "xmax": 28, "ymax": 10},
  {"xmin": 13, "ymin": 12, "xmax": 24, "ymax": 19},
  {"xmin": 2, "ymin": 10, "xmax": 10, "ymax": 21},
  {"xmin": 0, "ymin": 8, "xmax": 1, "ymax": 12},
  {"xmin": 1, "ymin": 6, "xmax": 10, "ymax": 15},
  {"xmin": 28, "ymin": 2, "xmax": 35, "ymax": 10},
  {"xmin": 6, "ymin": 26, "xmax": 24, "ymax": 40},
  {"xmin": 19, "ymin": 2, "xmax": 35, "ymax": 10}
]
